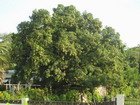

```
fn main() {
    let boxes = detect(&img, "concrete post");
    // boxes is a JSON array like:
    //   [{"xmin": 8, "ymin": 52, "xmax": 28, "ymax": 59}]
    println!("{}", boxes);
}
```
[
  {"xmin": 116, "ymin": 94, "xmax": 124, "ymax": 105},
  {"xmin": 22, "ymin": 98, "xmax": 29, "ymax": 105}
]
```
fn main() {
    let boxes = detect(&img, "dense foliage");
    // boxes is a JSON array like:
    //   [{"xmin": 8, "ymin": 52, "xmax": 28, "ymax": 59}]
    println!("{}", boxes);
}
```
[
  {"xmin": 124, "ymin": 46, "xmax": 140, "ymax": 98},
  {"xmin": 0, "ymin": 34, "xmax": 13, "ymax": 70},
  {"xmin": 9, "ymin": 4, "xmax": 140, "ymax": 99},
  {"xmin": 0, "ymin": 34, "xmax": 14, "ymax": 84},
  {"xmin": 0, "ymin": 89, "xmax": 94, "ymax": 102}
]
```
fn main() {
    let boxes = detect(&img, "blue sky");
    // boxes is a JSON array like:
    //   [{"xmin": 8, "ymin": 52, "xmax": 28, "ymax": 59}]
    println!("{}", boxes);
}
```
[{"xmin": 0, "ymin": 0, "xmax": 140, "ymax": 47}]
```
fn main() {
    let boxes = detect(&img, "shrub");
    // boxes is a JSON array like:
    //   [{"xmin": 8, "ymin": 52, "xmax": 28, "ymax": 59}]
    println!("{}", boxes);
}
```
[
  {"xmin": 27, "ymin": 88, "xmax": 47, "ymax": 101},
  {"xmin": 92, "ymin": 91, "xmax": 103, "ymax": 102},
  {"xmin": 0, "ymin": 91, "xmax": 11, "ymax": 100},
  {"xmin": 65, "ymin": 90, "xmax": 80, "ymax": 101}
]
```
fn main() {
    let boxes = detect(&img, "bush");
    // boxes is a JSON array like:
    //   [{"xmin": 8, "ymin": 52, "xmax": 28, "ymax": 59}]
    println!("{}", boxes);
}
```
[
  {"xmin": 47, "ymin": 94, "xmax": 60, "ymax": 101},
  {"xmin": 47, "ymin": 90, "xmax": 80, "ymax": 101},
  {"xmin": 92, "ymin": 91, "xmax": 103, "ymax": 102},
  {"xmin": 0, "ymin": 88, "xmax": 108, "ymax": 102},
  {"xmin": 85, "ymin": 91, "xmax": 92, "ymax": 102},
  {"xmin": 27, "ymin": 88, "xmax": 47, "ymax": 101},
  {"xmin": 0, "ymin": 91, "xmax": 11, "ymax": 100},
  {"xmin": 65, "ymin": 90, "xmax": 80, "ymax": 101}
]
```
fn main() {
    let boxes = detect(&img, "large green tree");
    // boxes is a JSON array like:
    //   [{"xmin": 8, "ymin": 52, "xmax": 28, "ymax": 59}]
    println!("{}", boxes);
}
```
[{"xmin": 12, "ymin": 5, "xmax": 126, "ymax": 94}]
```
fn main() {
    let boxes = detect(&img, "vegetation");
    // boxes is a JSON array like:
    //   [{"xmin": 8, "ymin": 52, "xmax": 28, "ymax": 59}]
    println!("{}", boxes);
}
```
[
  {"xmin": 11, "ymin": 4, "xmax": 125, "ymax": 93},
  {"xmin": 0, "ymin": 34, "xmax": 14, "ymax": 84},
  {"xmin": 124, "ymin": 46, "xmax": 140, "ymax": 98},
  {"xmin": 0, "ymin": 34, "xmax": 13, "ymax": 70},
  {"xmin": 0, "ymin": 4, "xmax": 140, "ymax": 101},
  {"xmin": 0, "ymin": 88, "xmax": 101, "ymax": 102}
]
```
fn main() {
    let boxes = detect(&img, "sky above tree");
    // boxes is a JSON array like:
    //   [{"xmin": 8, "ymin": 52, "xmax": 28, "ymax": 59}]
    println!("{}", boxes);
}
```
[{"xmin": 0, "ymin": 0, "xmax": 140, "ymax": 47}]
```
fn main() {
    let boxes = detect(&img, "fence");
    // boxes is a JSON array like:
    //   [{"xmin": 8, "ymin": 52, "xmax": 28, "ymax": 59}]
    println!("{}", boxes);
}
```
[
  {"xmin": 0, "ymin": 100, "xmax": 116, "ymax": 105},
  {"xmin": 0, "ymin": 100, "xmax": 21, "ymax": 105},
  {"xmin": 0, "ymin": 100, "xmax": 21, "ymax": 104},
  {"xmin": 125, "ymin": 99, "xmax": 140, "ymax": 105},
  {"xmin": 2, "ymin": 84, "xmax": 41, "ymax": 91},
  {"xmin": 0, "ymin": 94, "xmax": 126, "ymax": 105},
  {"xmin": 28, "ymin": 100, "xmax": 116, "ymax": 105}
]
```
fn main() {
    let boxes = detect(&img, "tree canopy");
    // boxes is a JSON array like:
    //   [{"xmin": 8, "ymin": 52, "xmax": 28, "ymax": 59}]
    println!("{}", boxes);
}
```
[{"xmin": 11, "ymin": 5, "xmax": 134, "ymax": 96}]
